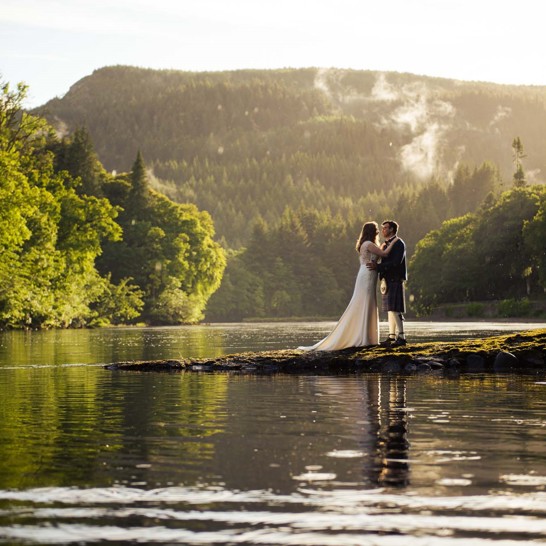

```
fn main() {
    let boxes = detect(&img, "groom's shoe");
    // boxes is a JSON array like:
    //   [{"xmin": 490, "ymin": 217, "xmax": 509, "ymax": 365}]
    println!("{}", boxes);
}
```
[
  {"xmin": 380, "ymin": 336, "xmax": 396, "ymax": 347},
  {"xmin": 391, "ymin": 336, "xmax": 407, "ymax": 347}
]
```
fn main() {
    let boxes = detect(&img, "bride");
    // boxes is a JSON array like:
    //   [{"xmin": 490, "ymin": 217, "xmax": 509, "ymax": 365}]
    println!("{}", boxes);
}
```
[{"xmin": 299, "ymin": 221, "xmax": 398, "ymax": 351}]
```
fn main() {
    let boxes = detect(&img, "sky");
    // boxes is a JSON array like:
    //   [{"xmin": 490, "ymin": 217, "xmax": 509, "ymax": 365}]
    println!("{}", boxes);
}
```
[{"xmin": 1, "ymin": 0, "xmax": 546, "ymax": 108}]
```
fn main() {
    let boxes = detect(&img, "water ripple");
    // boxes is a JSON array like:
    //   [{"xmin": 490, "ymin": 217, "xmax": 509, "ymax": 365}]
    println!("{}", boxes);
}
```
[{"xmin": 1, "ymin": 486, "xmax": 546, "ymax": 544}]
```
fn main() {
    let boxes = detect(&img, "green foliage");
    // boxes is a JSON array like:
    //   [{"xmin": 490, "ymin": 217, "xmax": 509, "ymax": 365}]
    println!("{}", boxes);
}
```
[
  {"xmin": 497, "ymin": 298, "xmax": 532, "ymax": 318},
  {"xmin": 98, "ymin": 153, "xmax": 226, "ymax": 324},
  {"xmin": 147, "ymin": 280, "xmax": 204, "ymax": 325},
  {"xmin": 53, "ymin": 127, "xmax": 107, "ymax": 196},
  {"xmin": 127, "ymin": 150, "xmax": 149, "ymax": 212},
  {"xmin": 466, "ymin": 303, "xmax": 485, "ymax": 318},
  {"xmin": 206, "ymin": 209, "xmax": 353, "ymax": 320},
  {"xmin": 0, "ymin": 82, "xmax": 125, "ymax": 328},
  {"xmin": 409, "ymin": 185, "xmax": 546, "ymax": 312},
  {"xmin": 0, "ymin": 79, "xmax": 224, "ymax": 328},
  {"xmin": 1, "ymin": 81, "xmax": 53, "ymax": 158},
  {"xmin": 522, "ymin": 190, "xmax": 546, "ymax": 287},
  {"xmin": 407, "ymin": 214, "xmax": 479, "ymax": 313},
  {"xmin": 90, "ymin": 275, "xmax": 144, "ymax": 325},
  {"xmin": 474, "ymin": 187, "xmax": 541, "ymax": 299},
  {"xmin": 148, "ymin": 116, "xmax": 400, "ymax": 247},
  {"xmin": 448, "ymin": 162, "xmax": 500, "ymax": 217},
  {"xmin": 205, "ymin": 249, "xmax": 265, "ymax": 321}
]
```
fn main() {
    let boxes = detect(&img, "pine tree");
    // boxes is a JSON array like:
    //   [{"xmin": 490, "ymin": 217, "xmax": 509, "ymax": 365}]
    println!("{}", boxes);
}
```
[
  {"xmin": 512, "ymin": 137, "xmax": 526, "ymax": 187},
  {"xmin": 61, "ymin": 127, "xmax": 104, "ymax": 197},
  {"xmin": 128, "ymin": 151, "xmax": 150, "ymax": 213}
]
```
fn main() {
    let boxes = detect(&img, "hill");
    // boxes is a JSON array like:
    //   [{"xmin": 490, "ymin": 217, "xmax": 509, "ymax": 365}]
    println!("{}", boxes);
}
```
[{"xmin": 35, "ymin": 65, "xmax": 546, "ymax": 247}]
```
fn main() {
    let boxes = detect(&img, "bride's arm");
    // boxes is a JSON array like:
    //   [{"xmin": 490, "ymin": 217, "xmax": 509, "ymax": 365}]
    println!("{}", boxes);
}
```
[{"xmin": 367, "ymin": 237, "xmax": 398, "ymax": 257}]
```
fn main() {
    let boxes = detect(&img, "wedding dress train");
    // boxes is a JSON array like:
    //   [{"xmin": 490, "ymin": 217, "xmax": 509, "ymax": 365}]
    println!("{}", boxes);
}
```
[{"xmin": 299, "ymin": 241, "xmax": 379, "ymax": 351}]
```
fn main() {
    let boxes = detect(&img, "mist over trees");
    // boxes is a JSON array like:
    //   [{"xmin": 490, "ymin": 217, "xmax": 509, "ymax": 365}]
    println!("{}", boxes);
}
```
[{"xmin": 36, "ymin": 66, "xmax": 546, "ymax": 249}]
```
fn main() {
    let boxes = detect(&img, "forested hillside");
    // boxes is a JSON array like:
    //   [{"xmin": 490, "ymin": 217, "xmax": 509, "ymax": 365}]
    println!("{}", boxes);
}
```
[{"xmin": 37, "ymin": 66, "xmax": 546, "ymax": 249}]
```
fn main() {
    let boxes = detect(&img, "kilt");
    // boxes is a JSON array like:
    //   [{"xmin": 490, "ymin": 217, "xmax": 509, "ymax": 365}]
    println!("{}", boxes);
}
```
[{"xmin": 381, "ymin": 280, "xmax": 406, "ymax": 313}]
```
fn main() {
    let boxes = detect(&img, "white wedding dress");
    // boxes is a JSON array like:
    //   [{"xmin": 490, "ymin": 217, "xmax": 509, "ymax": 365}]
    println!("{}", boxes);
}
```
[{"xmin": 299, "ymin": 241, "xmax": 379, "ymax": 351}]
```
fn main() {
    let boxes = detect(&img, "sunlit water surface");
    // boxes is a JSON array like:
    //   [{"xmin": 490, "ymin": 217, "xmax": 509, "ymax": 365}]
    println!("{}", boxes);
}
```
[{"xmin": 0, "ymin": 322, "xmax": 545, "ymax": 545}]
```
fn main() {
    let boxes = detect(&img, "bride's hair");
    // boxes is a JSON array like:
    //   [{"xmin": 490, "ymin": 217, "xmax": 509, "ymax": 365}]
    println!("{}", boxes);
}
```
[{"xmin": 356, "ymin": 221, "xmax": 379, "ymax": 251}]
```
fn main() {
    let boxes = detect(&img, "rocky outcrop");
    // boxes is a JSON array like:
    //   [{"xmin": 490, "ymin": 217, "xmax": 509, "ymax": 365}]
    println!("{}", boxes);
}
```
[{"xmin": 104, "ymin": 328, "xmax": 546, "ymax": 375}]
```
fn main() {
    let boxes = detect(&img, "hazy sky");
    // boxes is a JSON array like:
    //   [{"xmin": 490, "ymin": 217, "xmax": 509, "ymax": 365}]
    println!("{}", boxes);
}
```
[{"xmin": 1, "ymin": 0, "xmax": 545, "ymax": 108}]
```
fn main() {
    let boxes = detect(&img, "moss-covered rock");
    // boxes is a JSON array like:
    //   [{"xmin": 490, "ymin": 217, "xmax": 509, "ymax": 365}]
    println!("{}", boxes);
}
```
[{"xmin": 104, "ymin": 328, "xmax": 546, "ymax": 375}]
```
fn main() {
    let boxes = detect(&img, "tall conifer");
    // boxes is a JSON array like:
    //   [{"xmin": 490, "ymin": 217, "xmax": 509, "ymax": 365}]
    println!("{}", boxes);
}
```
[{"xmin": 128, "ymin": 150, "xmax": 150, "ymax": 213}]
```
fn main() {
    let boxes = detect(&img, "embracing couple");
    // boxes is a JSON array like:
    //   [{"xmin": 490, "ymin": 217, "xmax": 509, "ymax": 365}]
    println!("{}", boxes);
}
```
[{"xmin": 299, "ymin": 220, "xmax": 407, "ymax": 351}]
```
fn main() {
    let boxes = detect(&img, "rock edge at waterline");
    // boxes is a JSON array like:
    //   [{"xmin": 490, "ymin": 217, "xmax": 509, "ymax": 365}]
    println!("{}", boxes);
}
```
[{"xmin": 104, "ymin": 328, "xmax": 546, "ymax": 375}]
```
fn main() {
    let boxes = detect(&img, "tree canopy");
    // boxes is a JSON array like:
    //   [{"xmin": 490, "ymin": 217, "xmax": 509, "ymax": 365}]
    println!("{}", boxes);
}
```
[
  {"xmin": 409, "ymin": 185, "xmax": 546, "ymax": 313},
  {"xmin": 0, "ymin": 79, "xmax": 225, "ymax": 328}
]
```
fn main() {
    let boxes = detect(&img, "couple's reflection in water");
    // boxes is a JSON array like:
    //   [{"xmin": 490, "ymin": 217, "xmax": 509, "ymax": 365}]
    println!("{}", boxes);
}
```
[
  {"xmin": 317, "ymin": 375, "xmax": 410, "ymax": 488},
  {"xmin": 365, "ymin": 377, "xmax": 410, "ymax": 487}
]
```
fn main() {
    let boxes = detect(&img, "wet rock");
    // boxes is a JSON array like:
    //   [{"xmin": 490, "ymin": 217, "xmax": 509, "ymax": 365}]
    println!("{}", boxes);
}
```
[
  {"xmin": 446, "ymin": 358, "xmax": 462, "ymax": 369},
  {"xmin": 257, "ymin": 364, "xmax": 280, "ymax": 373},
  {"xmin": 382, "ymin": 360, "xmax": 402, "ymax": 373},
  {"xmin": 517, "ymin": 349, "xmax": 545, "ymax": 368},
  {"xmin": 107, "ymin": 359, "xmax": 185, "ymax": 371},
  {"xmin": 404, "ymin": 362, "xmax": 418, "ymax": 373},
  {"xmin": 493, "ymin": 351, "xmax": 518, "ymax": 372},
  {"xmin": 466, "ymin": 354, "xmax": 486, "ymax": 372},
  {"xmin": 417, "ymin": 363, "xmax": 432, "ymax": 373},
  {"xmin": 445, "ymin": 367, "xmax": 461, "ymax": 378},
  {"xmin": 216, "ymin": 361, "xmax": 244, "ymax": 371}
]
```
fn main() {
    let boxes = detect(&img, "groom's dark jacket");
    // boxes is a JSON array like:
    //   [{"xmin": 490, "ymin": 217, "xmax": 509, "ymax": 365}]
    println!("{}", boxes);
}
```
[{"xmin": 377, "ymin": 238, "xmax": 407, "ymax": 282}]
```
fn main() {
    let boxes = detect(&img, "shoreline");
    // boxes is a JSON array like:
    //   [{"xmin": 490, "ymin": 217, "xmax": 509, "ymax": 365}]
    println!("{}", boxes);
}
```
[{"xmin": 228, "ymin": 297, "xmax": 546, "ymax": 325}]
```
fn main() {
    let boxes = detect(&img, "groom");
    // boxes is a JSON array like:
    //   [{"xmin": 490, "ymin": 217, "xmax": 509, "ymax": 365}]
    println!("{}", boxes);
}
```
[{"xmin": 367, "ymin": 220, "xmax": 407, "ymax": 347}]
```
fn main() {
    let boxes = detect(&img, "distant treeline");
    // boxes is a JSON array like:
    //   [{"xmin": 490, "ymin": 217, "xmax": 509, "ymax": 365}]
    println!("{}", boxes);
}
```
[
  {"xmin": 0, "ymin": 80, "xmax": 224, "ymax": 329},
  {"xmin": 206, "ymin": 179, "xmax": 546, "ymax": 321}
]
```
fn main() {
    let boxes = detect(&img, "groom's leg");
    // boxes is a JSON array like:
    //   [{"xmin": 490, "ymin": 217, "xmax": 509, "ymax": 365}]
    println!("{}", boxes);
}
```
[
  {"xmin": 394, "ymin": 313, "xmax": 405, "ymax": 339},
  {"xmin": 379, "ymin": 312, "xmax": 397, "ymax": 345},
  {"xmin": 388, "ymin": 312, "xmax": 397, "ymax": 338},
  {"xmin": 390, "ymin": 312, "xmax": 407, "ymax": 346}
]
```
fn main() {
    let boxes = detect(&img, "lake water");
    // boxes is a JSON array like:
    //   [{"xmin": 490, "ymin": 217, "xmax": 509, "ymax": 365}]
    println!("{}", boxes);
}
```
[{"xmin": 1, "ymin": 321, "xmax": 546, "ymax": 545}]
